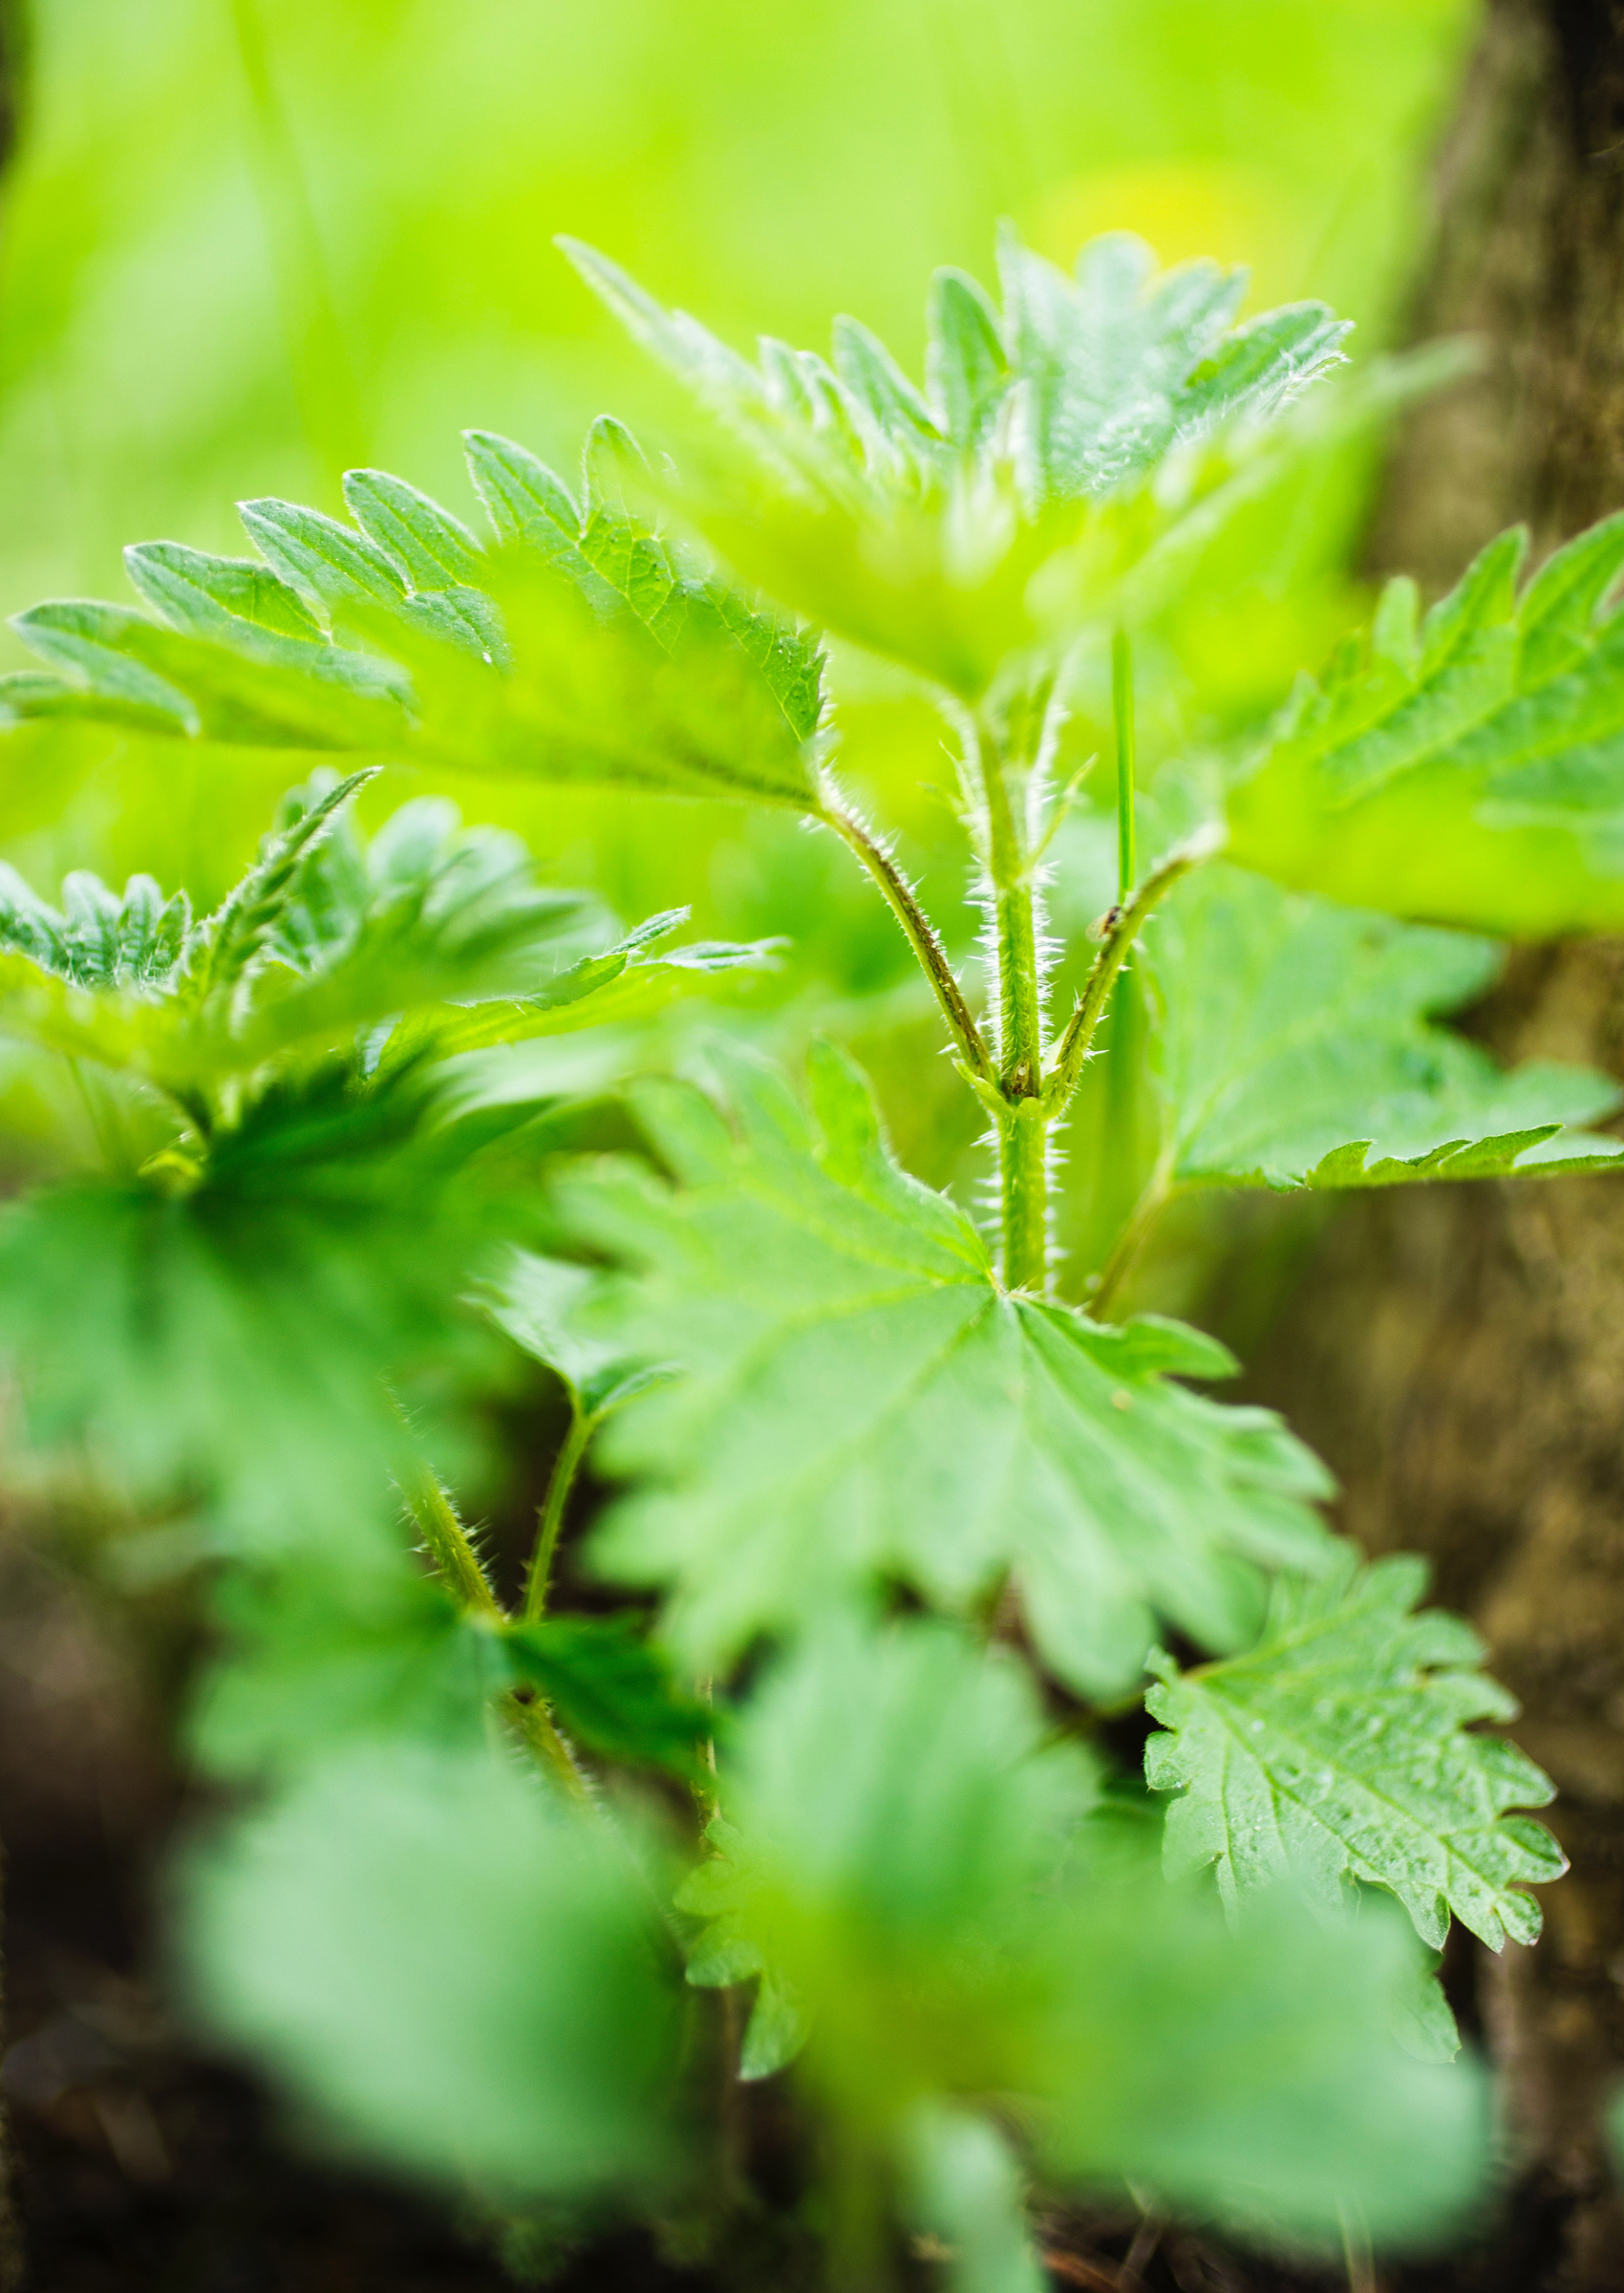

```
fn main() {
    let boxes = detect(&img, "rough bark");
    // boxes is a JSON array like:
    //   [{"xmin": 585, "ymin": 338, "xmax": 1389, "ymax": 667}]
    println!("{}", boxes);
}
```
[{"xmin": 1253, "ymin": 7, "xmax": 1624, "ymax": 2287}]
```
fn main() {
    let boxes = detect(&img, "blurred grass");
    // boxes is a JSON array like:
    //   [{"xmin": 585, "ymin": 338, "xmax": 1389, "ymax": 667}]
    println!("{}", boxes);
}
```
[{"xmin": 0, "ymin": 0, "xmax": 1477, "ymax": 1246}]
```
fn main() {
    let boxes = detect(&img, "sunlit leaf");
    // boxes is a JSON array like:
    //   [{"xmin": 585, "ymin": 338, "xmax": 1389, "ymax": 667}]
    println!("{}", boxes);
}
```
[{"xmin": 1226, "ymin": 515, "xmax": 1624, "ymax": 934}]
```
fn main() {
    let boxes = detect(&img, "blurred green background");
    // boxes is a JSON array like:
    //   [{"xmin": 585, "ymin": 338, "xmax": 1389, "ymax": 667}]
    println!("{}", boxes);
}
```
[{"xmin": 0, "ymin": 0, "xmax": 1477, "ymax": 1261}]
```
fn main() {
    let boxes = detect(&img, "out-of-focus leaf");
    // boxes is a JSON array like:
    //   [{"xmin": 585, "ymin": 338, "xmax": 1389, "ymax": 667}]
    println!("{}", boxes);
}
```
[
  {"xmin": 1226, "ymin": 516, "xmax": 1624, "ymax": 934},
  {"xmin": 0, "ymin": 1057, "xmax": 528, "ymax": 1547},
  {"xmin": 182, "ymin": 1743, "xmax": 677, "ymax": 2197},
  {"xmin": 560, "ymin": 230, "xmax": 1356, "ymax": 695},
  {"xmin": 903, "ymin": 2108, "xmax": 1046, "ymax": 2293},
  {"xmin": 701, "ymin": 1618, "xmax": 1486, "ymax": 2247},
  {"xmin": 560, "ymin": 1041, "xmax": 1335, "ymax": 1699},
  {"xmin": 1145, "ymin": 1554, "xmax": 1566, "ymax": 1951},
  {"xmin": 189, "ymin": 1559, "xmax": 503, "ymax": 1781},
  {"xmin": 1140, "ymin": 862, "xmax": 1624, "ymax": 1189},
  {"xmin": 0, "ymin": 779, "xmax": 747, "ymax": 1091},
  {"xmin": 0, "ymin": 862, "xmax": 190, "ymax": 989}
]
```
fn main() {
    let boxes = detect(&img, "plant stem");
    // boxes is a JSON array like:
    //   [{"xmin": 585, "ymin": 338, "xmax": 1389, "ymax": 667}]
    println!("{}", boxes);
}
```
[
  {"xmin": 968, "ymin": 718, "xmax": 1053, "ymax": 1293},
  {"xmin": 509, "ymin": 1687, "xmax": 595, "ymax": 1808},
  {"xmin": 975, "ymin": 722, "xmax": 1044, "ymax": 1104},
  {"xmin": 522, "ymin": 1401, "xmax": 594, "ymax": 1622},
  {"xmin": 1043, "ymin": 832, "xmax": 1216, "ymax": 1121},
  {"xmin": 397, "ymin": 1456, "xmax": 502, "ymax": 1618},
  {"xmin": 1087, "ymin": 1164, "xmax": 1173, "ymax": 1319},
  {"xmin": 822, "ymin": 793, "xmax": 994, "ymax": 1082}
]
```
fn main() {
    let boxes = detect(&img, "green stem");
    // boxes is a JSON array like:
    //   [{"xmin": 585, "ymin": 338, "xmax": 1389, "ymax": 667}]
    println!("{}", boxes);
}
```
[
  {"xmin": 522, "ymin": 1402, "xmax": 594, "ymax": 1623},
  {"xmin": 509, "ymin": 1688, "xmax": 595, "ymax": 1808},
  {"xmin": 822, "ymin": 793, "xmax": 993, "ymax": 1082},
  {"xmin": 971, "ymin": 718, "xmax": 1052, "ymax": 1293},
  {"xmin": 976, "ymin": 722, "xmax": 1044, "ymax": 1104},
  {"xmin": 1001, "ymin": 1101, "xmax": 1049, "ymax": 1296},
  {"xmin": 1088, "ymin": 1163, "xmax": 1173, "ymax": 1320},
  {"xmin": 1042, "ymin": 832, "xmax": 1216, "ymax": 1121},
  {"xmin": 397, "ymin": 1457, "xmax": 502, "ymax": 1618}
]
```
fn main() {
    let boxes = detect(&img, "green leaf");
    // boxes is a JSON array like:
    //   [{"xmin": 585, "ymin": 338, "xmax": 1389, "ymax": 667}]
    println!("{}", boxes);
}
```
[
  {"xmin": 1144, "ymin": 1553, "xmax": 1567, "ymax": 1951},
  {"xmin": 402, "ymin": 552, "xmax": 822, "ymax": 806},
  {"xmin": 0, "ymin": 862, "xmax": 190, "ymax": 990},
  {"xmin": 925, "ymin": 268, "xmax": 1009, "ymax": 454},
  {"xmin": 504, "ymin": 1617, "xmax": 713, "ymax": 1776},
  {"xmin": 182, "ymin": 1743, "xmax": 677, "ymax": 2198},
  {"xmin": 12, "ymin": 599, "xmax": 200, "ymax": 729},
  {"xmin": 697, "ymin": 1617, "xmax": 1486, "ymax": 2247},
  {"xmin": 675, "ymin": 1816, "xmax": 811, "ymax": 2081},
  {"xmin": 0, "ymin": 780, "xmax": 737, "ymax": 1094},
  {"xmin": 8, "ymin": 433, "xmax": 824, "ymax": 806},
  {"xmin": 996, "ymin": 227, "xmax": 1346, "ymax": 505},
  {"xmin": 12, "ymin": 592, "xmax": 412, "ymax": 749},
  {"xmin": 341, "ymin": 468, "xmax": 481, "ymax": 590},
  {"xmin": 561, "ymin": 229, "xmax": 1352, "ymax": 694},
  {"xmin": 194, "ymin": 767, "xmax": 379, "ymax": 993},
  {"xmin": 189, "ymin": 1558, "xmax": 503, "ymax": 1781},
  {"xmin": 1226, "ymin": 514, "xmax": 1624, "ymax": 933},
  {"xmin": 238, "ymin": 494, "xmax": 410, "ymax": 614},
  {"xmin": 0, "ymin": 1057, "xmax": 528, "ymax": 1549},
  {"xmin": 123, "ymin": 541, "xmax": 323, "ymax": 642},
  {"xmin": 560, "ymin": 1041, "xmax": 1336, "ymax": 1698},
  {"xmin": 1141, "ymin": 862, "xmax": 1624, "ymax": 1189}
]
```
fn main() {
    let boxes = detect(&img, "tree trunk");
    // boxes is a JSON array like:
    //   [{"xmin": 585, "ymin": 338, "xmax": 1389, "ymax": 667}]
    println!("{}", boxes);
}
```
[
  {"xmin": 1252, "ymin": 7, "xmax": 1624, "ymax": 2287},
  {"xmin": 1, "ymin": 3, "xmax": 33, "ymax": 2273}
]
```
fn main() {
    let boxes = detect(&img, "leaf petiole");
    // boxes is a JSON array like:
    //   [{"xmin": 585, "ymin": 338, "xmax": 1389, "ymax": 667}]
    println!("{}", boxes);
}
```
[
  {"xmin": 522, "ymin": 1400, "xmax": 597, "ymax": 1622},
  {"xmin": 1042, "ymin": 830, "xmax": 1220, "ymax": 1122},
  {"xmin": 821, "ymin": 790, "xmax": 994, "ymax": 1082}
]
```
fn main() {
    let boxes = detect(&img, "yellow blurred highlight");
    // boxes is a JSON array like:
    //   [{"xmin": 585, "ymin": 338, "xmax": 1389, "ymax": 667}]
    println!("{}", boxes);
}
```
[{"xmin": 1032, "ymin": 162, "xmax": 1300, "ymax": 308}]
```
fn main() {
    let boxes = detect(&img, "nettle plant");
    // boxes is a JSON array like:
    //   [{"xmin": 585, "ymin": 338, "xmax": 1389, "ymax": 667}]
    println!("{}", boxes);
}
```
[{"xmin": 6, "ymin": 230, "xmax": 1624, "ymax": 2287}]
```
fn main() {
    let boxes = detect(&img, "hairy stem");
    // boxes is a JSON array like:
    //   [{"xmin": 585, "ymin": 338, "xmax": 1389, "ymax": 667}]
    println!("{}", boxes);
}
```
[
  {"xmin": 397, "ymin": 1456, "xmax": 502, "ymax": 1618},
  {"xmin": 975, "ymin": 722, "xmax": 1044, "ymax": 1104},
  {"xmin": 522, "ymin": 1403, "xmax": 594, "ymax": 1622},
  {"xmin": 1043, "ymin": 833, "xmax": 1215, "ymax": 1120},
  {"xmin": 822, "ymin": 794, "xmax": 993, "ymax": 1081},
  {"xmin": 509, "ymin": 1688, "xmax": 595, "ymax": 1808},
  {"xmin": 971, "ymin": 718, "xmax": 1050, "ymax": 1292}
]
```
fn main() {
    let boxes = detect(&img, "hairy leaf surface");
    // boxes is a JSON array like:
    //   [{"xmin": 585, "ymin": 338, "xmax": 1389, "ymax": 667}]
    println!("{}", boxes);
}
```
[
  {"xmin": 0, "ymin": 780, "xmax": 753, "ymax": 1090},
  {"xmin": 553, "ymin": 1042, "xmax": 1336, "ymax": 1696},
  {"xmin": 1145, "ymin": 1554, "xmax": 1566, "ymax": 1951},
  {"xmin": 1141, "ymin": 862, "xmax": 1624, "ymax": 1189}
]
